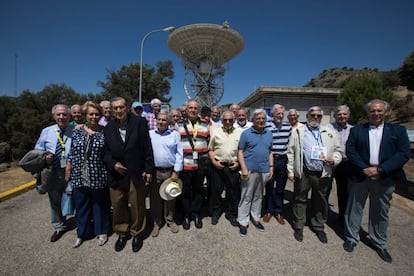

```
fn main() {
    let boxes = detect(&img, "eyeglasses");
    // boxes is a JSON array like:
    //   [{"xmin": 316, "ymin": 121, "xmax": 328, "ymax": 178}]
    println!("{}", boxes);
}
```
[
  {"xmin": 309, "ymin": 114, "xmax": 322, "ymax": 118},
  {"xmin": 222, "ymin": 119, "xmax": 234, "ymax": 122}
]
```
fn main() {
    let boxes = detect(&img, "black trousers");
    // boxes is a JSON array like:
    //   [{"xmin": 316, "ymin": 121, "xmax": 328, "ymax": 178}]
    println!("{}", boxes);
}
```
[
  {"xmin": 209, "ymin": 165, "xmax": 240, "ymax": 219},
  {"xmin": 333, "ymin": 160, "xmax": 352, "ymax": 222},
  {"xmin": 180, "ymin": 170, "xmax": 205, "ymax": 218}
]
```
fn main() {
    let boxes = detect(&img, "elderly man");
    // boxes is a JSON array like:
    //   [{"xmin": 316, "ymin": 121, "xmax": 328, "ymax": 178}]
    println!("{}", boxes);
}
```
[
  {"xmin": 149, "ymin": 110, "xmax": 183, "ymax": 237},
  {"xmin": 69, "ymin": 104, "xmax": 84, "ymax": 126},
  {"xmin": 343, "ymin": 99, "xmax": 410, "ymax": 263},
  {"xmin": 287, "ymin": 106, "xmax": 342, "ymax": 243},
  {"xmin": 98, "ymin": 100, "xmax": 112, "ymax": 127},
  {"xmin": 263, "ymin": 104, "xmax": 292, "ymax": 224},
  {"xmin": 208, "ymin": 111, "xmax": 242, "ymax": 226},
  {"xmin": 328, "ymin": 105, "xmax": 353, "ymax": 226},
  {"xmin": 131, "ymin": 101, "xmax": 145, "ymax": 117},
  {"xmin": 287, "ymin": 109, "xmax": 304, "ymax": 129},
  {"xmin": 103, "ymin": 97, "xmax": 154, "ymax": 253},
  {"xmin": 234, "ymin": 107, "xmax": 253, "ymax": 131},
  {"xmin": 237, "ymin": 109, "xmax": 273, "ymax": 237},
  {"xmin": 34, "ymin": 104, "xmax": 74, "ymax": 242},
  {"xmin": 211, "ymin": 106, "xmax": 222, "ymax": 126},
  {"xmin": 146, "ymin": 98, "xmax": 162, "ymax": 130},
  {"xmin": 178, "ymin": 99, "xmax": 210, "ymax": 230}
]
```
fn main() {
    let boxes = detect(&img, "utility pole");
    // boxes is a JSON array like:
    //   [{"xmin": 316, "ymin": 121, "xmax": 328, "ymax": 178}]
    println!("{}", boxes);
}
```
[{"xmin": 14, "ymin": 53, "xmax": 18, "ymax": 97}]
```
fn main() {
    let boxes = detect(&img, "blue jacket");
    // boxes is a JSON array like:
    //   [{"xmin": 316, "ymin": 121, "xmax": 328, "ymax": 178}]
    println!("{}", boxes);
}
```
[{"xmin": 346, "ymin": 122, "xmax": 410, "ymax": 185}]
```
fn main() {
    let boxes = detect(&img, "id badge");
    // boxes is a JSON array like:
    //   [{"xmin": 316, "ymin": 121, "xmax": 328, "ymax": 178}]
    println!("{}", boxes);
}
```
[
  {"xmin": 60, "ymin": 158, "xmax": 67, "ymax": 168},
  {"xmin": 193, "ymin": 151, "xmax": 198, "ymax": 160}
]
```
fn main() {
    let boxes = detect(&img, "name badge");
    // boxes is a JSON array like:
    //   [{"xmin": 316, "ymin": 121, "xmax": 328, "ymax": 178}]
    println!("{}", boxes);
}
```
[
  {"xmin": 60, "ymin": 158, "xmax": 67, "ymax": 168},
  {"xmin": 193, "ymin": 151, "xmax": 198, "ymax": 160},
  {"xmin": 311, "ymin": 146, "xmax": 327, "ymax": 161}
]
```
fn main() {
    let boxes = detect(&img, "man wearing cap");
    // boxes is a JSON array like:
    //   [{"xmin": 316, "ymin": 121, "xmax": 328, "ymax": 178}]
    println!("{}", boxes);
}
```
[
  {"xmin": 146, "ymin": 98, "xmax": 162, "ymax": 130},
  {"xmin": 149, "ymin": 110, "xmax": 183, "ymax": 237},
  {"xmin": 131, "ymin": 101, "xmax": 145, "ymax": 117},
  {"xmin": 208, "ymin": 110, "xmax": 242, "ymax": 226}
]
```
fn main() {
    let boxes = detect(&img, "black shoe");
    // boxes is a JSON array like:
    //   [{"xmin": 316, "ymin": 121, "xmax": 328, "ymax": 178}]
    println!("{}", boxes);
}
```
[
  {"xmin": 50, "ymin": 230, "xmax": 65, "ymax": 242},
  {"xmin": 229, "ymin": 217, "xmax": 239, "ymax": 227},
  {"xmin": 182, "ymin": 217, "xmax": 191, "ymax": 230},
  {"xmin": 132, "ymin": 236, "xmax": 143, "ymax": 253},
  {"xmin": 315, "ymin": 231, "xmax": 328, "ymax": 244},
  {"xmin": 115, "ymin": 235, "xmax": 128, "ymax": 252},
  {"xmin": 211, "ymin": 216, "xmax": 219, "ymax": 225},
  {"xmin": 194, "ymin": 216, "xmax": 203, "ymax": 229},
  {"xmin": 343, "ymin": 240, "xmax": 357, "ymax": 253},
  {"xmin": 294, "ymin": 229, "xmax": 303, "ymax": 242},
  {"xmin": 375, "ymin": 247, "xmax": 392, "ymax": 263}
]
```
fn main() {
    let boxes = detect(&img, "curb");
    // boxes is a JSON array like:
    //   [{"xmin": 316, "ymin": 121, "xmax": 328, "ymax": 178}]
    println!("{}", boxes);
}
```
[{"xmin": 0, "ymin": 180, "xmax": 36, "ymax": 202}]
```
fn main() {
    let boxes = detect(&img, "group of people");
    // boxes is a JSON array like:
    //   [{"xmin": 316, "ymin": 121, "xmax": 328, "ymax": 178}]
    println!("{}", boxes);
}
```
[{"xmin": 33, "ymin": 97, "xmax": 410, "ymax": 263}]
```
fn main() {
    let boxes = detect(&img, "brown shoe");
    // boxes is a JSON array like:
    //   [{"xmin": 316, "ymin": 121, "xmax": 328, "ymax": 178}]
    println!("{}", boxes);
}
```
[
  {"xmin": 151, "ymin": 224, "xmax": 160, "ymax": 237},
  {"xmin": 262, "ymin": 213, "xmax": 271, "ymax": 223},
  {"xmin": 275, "ymin": 214, "xmax": 286, "ymax": 225},
  {"xmin": 168, "ymin": 222, "xmax": 179, "ymax": 234},
  {"xmin": 50, "ymin": 230, "xmax": 65, "ymax": 242}
]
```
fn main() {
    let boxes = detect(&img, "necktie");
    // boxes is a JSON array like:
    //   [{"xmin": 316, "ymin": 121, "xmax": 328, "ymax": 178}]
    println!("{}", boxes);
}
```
[{"xmin": 53, "ymin": 129, "xmax": 63, "ymax": 168}]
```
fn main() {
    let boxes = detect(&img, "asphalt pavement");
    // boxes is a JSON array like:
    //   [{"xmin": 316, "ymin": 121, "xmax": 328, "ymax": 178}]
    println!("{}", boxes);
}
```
[{"xmin": 0, "ymin": 180, "xmax": 413, "ymax": 275}]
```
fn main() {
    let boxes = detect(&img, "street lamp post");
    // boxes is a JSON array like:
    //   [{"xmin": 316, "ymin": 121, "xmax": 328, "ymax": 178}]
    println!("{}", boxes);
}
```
[{"xmin": 139, "ymin": 26, "xmax": 175, "ymax": 103}]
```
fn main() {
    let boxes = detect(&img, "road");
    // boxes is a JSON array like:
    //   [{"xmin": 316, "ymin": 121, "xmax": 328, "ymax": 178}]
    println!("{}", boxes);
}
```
[{"xmin": 0, "ymin": 181, "xmax": 413, "ymax": 275}]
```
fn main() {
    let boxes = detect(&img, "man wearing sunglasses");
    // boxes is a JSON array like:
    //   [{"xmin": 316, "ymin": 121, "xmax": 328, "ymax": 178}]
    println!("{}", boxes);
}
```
[{"xmin": 287, "ymin": 106, "xmax": 342, "ymax": 243}]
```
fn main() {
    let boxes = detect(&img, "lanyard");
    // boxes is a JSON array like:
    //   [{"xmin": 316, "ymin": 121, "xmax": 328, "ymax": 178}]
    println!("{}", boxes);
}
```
[
  {"xmin": 306, "ymin": 124, "xmax": 321, "ymax": 146},
  {"xmin": 188, "ymin": 120, "xmax": 199, "ymax": 148},
  {"xmin": 55, "ymin": 128, "xmax": 68, "ymax": 157}
]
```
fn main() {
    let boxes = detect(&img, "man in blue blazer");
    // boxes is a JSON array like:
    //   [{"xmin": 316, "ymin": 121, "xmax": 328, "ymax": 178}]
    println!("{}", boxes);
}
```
[{"xmin": 343, "ymin": 99, "xmax": 410, "ymax": 263}]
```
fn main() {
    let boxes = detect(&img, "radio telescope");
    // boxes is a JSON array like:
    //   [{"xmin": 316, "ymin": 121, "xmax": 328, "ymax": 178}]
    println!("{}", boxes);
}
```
[{"xmin": 168, "ymin": 22, "xmax": 244, "ymax": 107}]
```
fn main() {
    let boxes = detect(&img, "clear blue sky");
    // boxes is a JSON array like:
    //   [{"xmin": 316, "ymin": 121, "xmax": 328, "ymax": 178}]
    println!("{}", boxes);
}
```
[{"xmin": 1, "ymin": 0, "xmax": 413, "ymax": 108}]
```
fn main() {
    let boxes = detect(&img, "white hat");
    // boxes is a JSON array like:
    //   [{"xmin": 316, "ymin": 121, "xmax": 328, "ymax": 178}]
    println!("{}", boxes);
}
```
[{"xmin": 159, "ymin": 178, "xmax": 183, "ymax": 201}]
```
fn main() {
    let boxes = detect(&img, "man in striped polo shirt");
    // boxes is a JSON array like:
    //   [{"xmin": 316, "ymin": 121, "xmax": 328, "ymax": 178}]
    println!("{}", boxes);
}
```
[
  {"xmin": 177, "ymin": 99, "xmax": 210, "ymax": 230},
  {"xmin": 263, "ymin": 104, "xmax": 292, "ymax": 224}
]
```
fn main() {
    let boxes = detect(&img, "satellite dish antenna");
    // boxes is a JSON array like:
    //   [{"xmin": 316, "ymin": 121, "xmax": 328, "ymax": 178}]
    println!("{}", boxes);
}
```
[{"xmin": 168, "ymin": 22, "xmax": 244, "ymax": 107}]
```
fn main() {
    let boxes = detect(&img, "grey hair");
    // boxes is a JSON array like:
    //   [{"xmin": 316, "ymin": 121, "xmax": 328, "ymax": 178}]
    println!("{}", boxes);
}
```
[
  {"xmin": 271, "ymin": 104, "xmax": 285, "ymax": 114},
  {"xmin": 251, "ymin": 108, "xmax": 266, "ymax": 119},
  {"xmin": 51, "ymin": 104, "xmax": 70, "ymax": 116},
  {"xmin": 150, "ymin": 98, "xmax": 162, "ymax": 106},
  {"xmin": 221, "ymin": 110, "xmax": 235, "ymax": 120},
  {"xmin": 99, "ymin": 100, "xmax": 111, "ymax": 108},
  {"xmin": 158, "ymin": 109, "xmax": 171, "ymax": 121},
  {"xmin": 307, "ymin": 106, "xmax": 324, "ymax": 116},
  {"xmin": 70, "ymin": 104, "xmax": 81, "ymax": 112},
  {"xmin": 334, "ymin": 105, "xmax": 350, "ymax": 115},
  {"xmin": 288, "ymin": 108, "xmax": 299, "ymax": 115},
  {"xmin": 365, "ymin": 99, "xmax": 390, "ymax": 113}
]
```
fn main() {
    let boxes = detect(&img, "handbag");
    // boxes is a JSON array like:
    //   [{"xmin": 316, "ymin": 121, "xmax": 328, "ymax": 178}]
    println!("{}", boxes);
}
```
[{"xmin": 61, "ymin": 181, "xmax": 74, "ymax": 216}]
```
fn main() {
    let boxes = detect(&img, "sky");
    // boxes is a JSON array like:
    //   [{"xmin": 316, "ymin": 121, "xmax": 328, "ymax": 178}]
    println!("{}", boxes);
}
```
[{"xmin": 1, "ymin": 0, "xmax": 413, "ymax": 108}]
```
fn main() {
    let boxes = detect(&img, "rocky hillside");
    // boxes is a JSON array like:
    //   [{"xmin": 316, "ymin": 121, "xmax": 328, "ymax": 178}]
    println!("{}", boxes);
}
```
[{"xmin": 304, "ymin": 67, "xmax": 399, "ymax": 89}]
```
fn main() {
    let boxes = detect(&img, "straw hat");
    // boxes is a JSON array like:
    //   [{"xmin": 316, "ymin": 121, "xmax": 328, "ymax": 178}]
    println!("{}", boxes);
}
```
[{"xmin": 159, "ymin": 178, "xmax": 183, "ymax": 200}]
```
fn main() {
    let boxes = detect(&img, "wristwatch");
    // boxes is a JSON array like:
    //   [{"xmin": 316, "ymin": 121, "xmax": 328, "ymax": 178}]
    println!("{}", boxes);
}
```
[{"xmin": 377, "ymin": 167, "xmax": 384, "ymax": 175}]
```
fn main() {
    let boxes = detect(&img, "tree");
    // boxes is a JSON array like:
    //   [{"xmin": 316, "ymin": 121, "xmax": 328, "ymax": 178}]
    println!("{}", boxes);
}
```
[
  {"xmin": 399, "ymin": 51, "xmax": 414, "ymax": 90},
  {"xmin": 337, "ymin": 73, "xmax": 394, "ymax": 124},
  {"xmin": 97, "ymin": 61, "xmax": 174, "ymax": 104}
]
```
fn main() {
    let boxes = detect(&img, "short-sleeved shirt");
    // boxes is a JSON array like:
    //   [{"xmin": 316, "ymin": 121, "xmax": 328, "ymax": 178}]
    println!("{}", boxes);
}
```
[{"xmin": 238, "ymin": 127, "xmax": 273, "ymax": 173}]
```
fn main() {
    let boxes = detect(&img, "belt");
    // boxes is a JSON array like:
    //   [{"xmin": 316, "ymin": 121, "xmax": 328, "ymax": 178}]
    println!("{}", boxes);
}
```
[
  {"xmin": 303, "ymin": 167, "xmax": 322, "ymax": 176},
  {"xmin": 155, "ymin": 167, "xmax": 173, "ymax": 172},
  {"xmin": 273, "ymin": 154, "xmax": 287, "ymax": 160},
  {"xmin": 220, "ymin": 161, "xmax": 234, "ymax": 166}
]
